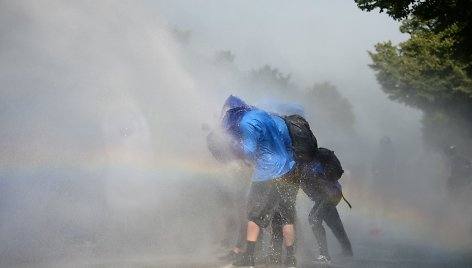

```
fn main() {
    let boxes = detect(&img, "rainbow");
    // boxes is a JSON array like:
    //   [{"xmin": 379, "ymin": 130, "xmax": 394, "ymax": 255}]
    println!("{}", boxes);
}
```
[{"xmin": 1, "ymin": 150, "xmax": 470, "ymax": 255}]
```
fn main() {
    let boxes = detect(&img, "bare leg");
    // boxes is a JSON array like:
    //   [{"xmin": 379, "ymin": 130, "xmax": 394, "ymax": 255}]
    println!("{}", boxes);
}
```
[
  {"xmin": 283, "ymin": 224, "xmax": 295, "ymax": 246},
  {"xmin": 247, "ymin": 221, "xmax": 260, "ymax": 242}
]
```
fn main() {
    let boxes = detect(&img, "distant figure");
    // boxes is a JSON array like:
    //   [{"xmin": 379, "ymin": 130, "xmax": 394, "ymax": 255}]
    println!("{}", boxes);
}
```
[
  {"xmin": 444, "ymin": 145, "xmax": 472, "ymax": 204},
  {"xmin": 371, "ymin": 136, "xmax": 397, "ymax": 212},
  {"xmin": 372, "ymin": 136, "xmax": 396, "ymax": 182}
]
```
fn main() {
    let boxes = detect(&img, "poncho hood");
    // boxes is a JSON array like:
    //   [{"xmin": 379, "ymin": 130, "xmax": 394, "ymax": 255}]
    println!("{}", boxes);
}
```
[{"xmin": 221, "ymin": 95, "xmax": 252, "ymax": 138}]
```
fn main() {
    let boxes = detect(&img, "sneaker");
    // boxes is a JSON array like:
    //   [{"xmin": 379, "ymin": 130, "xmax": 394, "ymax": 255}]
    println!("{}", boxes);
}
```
[
  {"xmin": 218, "ymin": 250, "xmax": 240, "ymax": 261},
  {"xmin": 314, "ymin": 255, "xmax": 331, "ymax": 264},
  {"xmin": 232, "ymin": 253, "xmax": 255, "ymax": 267},
  {"xmin": 284, "ymin": 255, "xmax": 297, "ymax": 268}
]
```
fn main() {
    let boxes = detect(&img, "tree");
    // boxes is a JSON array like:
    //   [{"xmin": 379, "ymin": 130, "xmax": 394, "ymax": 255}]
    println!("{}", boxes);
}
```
[
  {"xmin": 357, "ymin": 1, "xmax": 472, "ymax": 154},
  {"xmin": 302, "ymin": 82, "xmax": 355, "ymax": 132},
  {"xmin": 170, "ymin": 26, "xmax": 192, "ymax": 46},
  {"xmin": 369, "ymin": 22, "xmax": 472, "ymax": 109},
  {"xmin": 356, "ymin": 0, "xmax": 472, "ymax": 63},
  {"xmin": 214, "ymin": 50, "xmax": 236, "ymax": 66},
  {"xmin": 244, "ymin": 64, "xmax": 296, "ymax": 101},
  {"xmin": 249, "ymin": 64, "xmax": 292, "ymax": 90}
]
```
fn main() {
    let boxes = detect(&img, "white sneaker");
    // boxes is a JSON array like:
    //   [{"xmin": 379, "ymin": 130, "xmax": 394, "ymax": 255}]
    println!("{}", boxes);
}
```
[{"xmin": 315, "ymin": 255, "xmax": 331, "ymax": 264}]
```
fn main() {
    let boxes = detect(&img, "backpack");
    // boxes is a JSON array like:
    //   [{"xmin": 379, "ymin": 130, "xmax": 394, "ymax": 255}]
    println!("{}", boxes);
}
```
[
  {"xmin": 282, "ymin": 114, "xmax": 318, "ymax": 161},
  {"xmin": 316, "ymin": 147, "xmax": 344, "ymax": 181},
  {"xmin": 317, "ymin": 147, "xmax": 351, "ymax": 208}
]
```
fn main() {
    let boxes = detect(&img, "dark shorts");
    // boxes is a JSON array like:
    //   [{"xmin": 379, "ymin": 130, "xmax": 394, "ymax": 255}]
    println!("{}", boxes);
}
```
[{"xmin": 247, "ymin": 171, "xmax": 299, "ymax": 228}]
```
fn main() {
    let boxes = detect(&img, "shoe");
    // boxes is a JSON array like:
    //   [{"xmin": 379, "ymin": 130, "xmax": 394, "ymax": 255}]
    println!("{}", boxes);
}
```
[
  {"xmin": 232, "ymin": 253, "xmax": 255, "ymax": 267},
  {"xmin": 218, "ymin": 250, "xmax": 240, "ymax": 261},
  {"xmin": 284, "ymin": 255, "xmax": 297, "ymax": 268},
  {"xmin": 314, "ymin": 255, "xmax": 331, "ymax": 264}
]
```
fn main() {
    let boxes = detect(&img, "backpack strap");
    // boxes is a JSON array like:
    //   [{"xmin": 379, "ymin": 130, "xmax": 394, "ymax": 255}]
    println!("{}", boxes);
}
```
[{"xmin": 341, "ymin": 191, "xmax": 352, "ymax": 209}]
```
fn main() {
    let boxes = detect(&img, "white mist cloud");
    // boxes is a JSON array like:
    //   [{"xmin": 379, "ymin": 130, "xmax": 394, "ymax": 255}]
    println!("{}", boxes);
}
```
[
  {"xmin": 0, "ymin": 0, "xmax": 229, "ymax": 264},
  {"xmin": 1, "ymin": 0, "xmax": 470, "ymax": 267}
]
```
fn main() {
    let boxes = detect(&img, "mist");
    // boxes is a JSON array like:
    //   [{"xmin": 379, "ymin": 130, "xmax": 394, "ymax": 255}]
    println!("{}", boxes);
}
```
[{"xmin": 1, "ymin": 1, "xmax": 471, "ymax": 267}]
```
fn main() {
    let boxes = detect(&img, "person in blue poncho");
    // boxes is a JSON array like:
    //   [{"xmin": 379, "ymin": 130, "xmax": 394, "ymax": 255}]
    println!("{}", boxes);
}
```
[
  {"xmin": 218, "ymin": 95, "xmax": 299, "ymax": 268},
  {"xmin": 300, "ymin": 151, "xmax": 353, "ymax": 264}
]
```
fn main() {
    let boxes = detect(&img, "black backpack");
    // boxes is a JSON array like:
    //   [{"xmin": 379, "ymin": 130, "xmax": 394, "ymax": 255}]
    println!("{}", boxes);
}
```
[
  {"xmin": 317, "ymin": 147, "xmax": 351, "ymax": 208},
  {"xmin": 316, "ymin": 147, "xmax": 344, "ymax": 181},
  {"xmin": 283, "ymin": 114, "xmax": 318, "ymax": 161}
]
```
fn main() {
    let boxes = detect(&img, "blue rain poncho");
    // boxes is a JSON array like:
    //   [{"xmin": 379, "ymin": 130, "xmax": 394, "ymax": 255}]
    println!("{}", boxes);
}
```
[
  {"xmin": 221, "ymin": 96, "xmax": 253, "ymax": 159},
  {"xmin": 222, "ymin": 96, "xmax": 295, "ymax": 181}
]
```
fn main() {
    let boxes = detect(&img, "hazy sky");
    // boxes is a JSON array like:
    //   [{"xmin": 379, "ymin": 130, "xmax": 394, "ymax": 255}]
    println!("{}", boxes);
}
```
[
  {"xmin": 150, "ymin": 0, "xmax": 422, "ymax": 150},
  {"xmin": 151, "ymin": 0, "xmax": 406, "ymax": 88}
]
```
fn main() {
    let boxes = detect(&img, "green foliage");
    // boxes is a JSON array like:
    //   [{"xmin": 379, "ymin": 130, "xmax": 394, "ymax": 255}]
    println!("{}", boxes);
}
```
[
  {"xmin": 422, "ymin": 110, "xmax": 471, "ymax": 154},
  {"xmin": 213, "ymin": 50, "xmax": 238, "ymax": 73},
  {"xmin": 170, "ymin": 26, "xmax": 192, "ymax": 45},
  {"xmin": 247, "ymin": 67, "xmax": 356, "ymax": 133},
  {"xmin": 369, "ymin": 22, "xmax": 472, "ymax": 111},
  {"xmin": 356, "ymin": 0, "xmax": 472, "ymax": 62},
  {"xmin": 214, "ymin": 50, "xmax": 236, "ymax": 65},
  {"xmin": 249, "ymin": 64, "xmax": 292, "ymax": 89},
  {"xmin": 355, "ymin": 0, "xmax": 414, "ymax": 19},
  {"xmin": 358, "ymin": 2, "xmax": 472, "ymax": 152},
  {"xmin": 302, "ymin": 82, "xmax": 355, "ymax": 131}
]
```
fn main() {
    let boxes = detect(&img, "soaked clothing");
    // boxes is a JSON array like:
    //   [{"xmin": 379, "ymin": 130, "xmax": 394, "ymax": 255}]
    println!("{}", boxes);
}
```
[
  {"xmin": 220, "ymin": 96, "xmax": 299, "ymax": 265},
  {"xmin": 240, "ymin": 109, "xmax": 295, "ymax": 181},
  {"xmin": 247, "ymin": 170, "xmax": 299, "ymax": 228},
  {"xmin": 301, "ymin": 161, "xmax": 342, "ymax": 204},
  {"xmin": 308, "ymin": 200, "xmax": 352, "ymax": 258},
  {"xmin": 239, "ymin": 110, "xmax": 298, "ymax": 227},
  {"xmin": 301, "ymin": 160, "xmax": 352, "ymax": 258},
  {"xmin": 222, "ymin": 99, "xmax": 295, "ymax": 182}
]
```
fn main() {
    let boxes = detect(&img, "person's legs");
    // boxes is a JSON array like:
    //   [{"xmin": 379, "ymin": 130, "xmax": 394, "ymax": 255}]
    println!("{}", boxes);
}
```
[
  {"xmin": 324, "ymin": 205, "xmax": 353, "ymax": 256},
  {"xmin": 283, "ymin": 223, "xmax": 295, "ymax": 246},
  {"xmin": 233, "ymin": 178, "xmax": 251, "ymax": 253},
  {"xmin": 282, "ymin": 223, "xmax": 297, "ymax": 267},
  {"xmin": 277, "ymin": 172, "xmax": 299, "ymax": 248},
  {"xmin": 308, "ymin": 201, "xmax": 330, "ymax": 260},
  {"xmin": 233, "ymin": 180, "xmax": 278, "ymax": 267},
  {"xmin": 267, "ymin": 211, "xmax": 284, "ymax": 264},
  {"xmin": 247, "ymin": 221, "xmax": 260, "ymax": 241},
  {"xmin": 219, "ymin": 222, "xmax": 246, "ymax": 261},
  {"xmin": 219, "ymin": 179, "xmax": 250, "ymax": 261},
  {"xmin": 276, "ymin": 172, "xmax": 299, "ymax": 267},
  {"xmin": 234, "ymin": 203, "xmax": 248, "ymax": 252}
]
